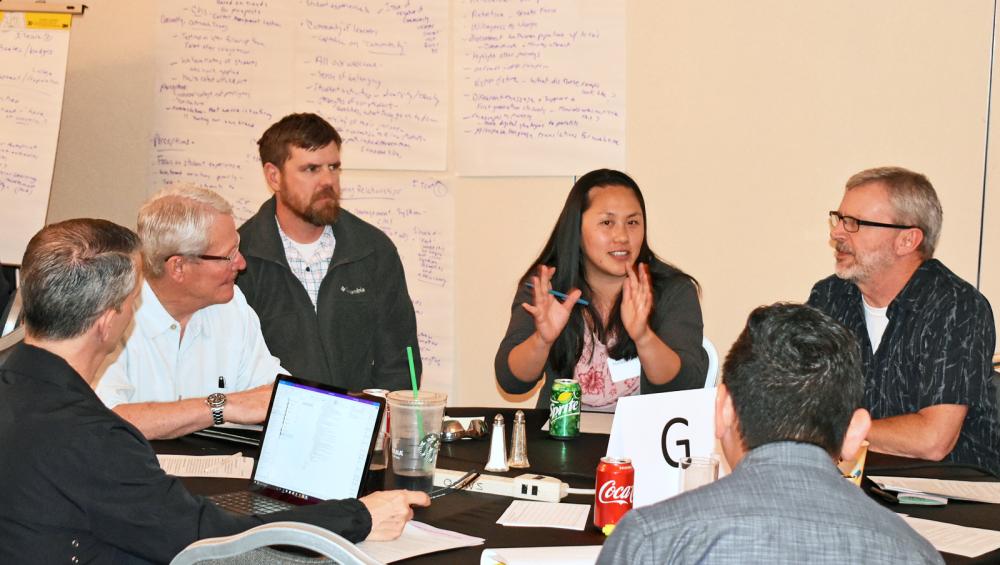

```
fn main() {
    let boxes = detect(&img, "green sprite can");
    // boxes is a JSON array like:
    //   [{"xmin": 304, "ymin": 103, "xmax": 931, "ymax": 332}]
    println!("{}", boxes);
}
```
[{"xmin": 549, "ymin": 379, "xmax": 581, "ymax": 439}]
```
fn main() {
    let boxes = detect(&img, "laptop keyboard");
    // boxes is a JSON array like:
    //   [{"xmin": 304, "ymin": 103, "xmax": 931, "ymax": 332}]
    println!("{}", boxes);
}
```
[{"xmin": 209, "ymin": 491, "xmax": 295, "ymax": 515}]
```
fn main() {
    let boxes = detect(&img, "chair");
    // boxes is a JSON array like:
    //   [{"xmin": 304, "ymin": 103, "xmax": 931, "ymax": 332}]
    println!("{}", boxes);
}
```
[
  {"xmin": 0, "ymin": 326, "xmax": 24, "ymax": 365},
  {"xmin": 0, "ymin": 288, "xmax": 23, "ymax": 365},
  {"xmin": 1, "ymin": 287, "xmax": 21, "ymax": 338},
  {"xmin": 169, "ymin": 522, "xmax": 383, "ymax": 565},
  {"xmin": 703, "ymin": 336, "xmax": 720, "ymax": 388}
]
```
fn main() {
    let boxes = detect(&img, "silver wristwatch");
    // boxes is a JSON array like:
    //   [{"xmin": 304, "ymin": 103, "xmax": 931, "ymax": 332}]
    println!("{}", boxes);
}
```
[{"xmin": 206, "ymin": 392, "xmax": 227, "ymax": 425}]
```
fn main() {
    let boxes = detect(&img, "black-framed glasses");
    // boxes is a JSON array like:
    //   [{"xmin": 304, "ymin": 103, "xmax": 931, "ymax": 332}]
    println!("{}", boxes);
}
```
[
  {"xmin": 165, "ymin": 235, "xmax": 241, "ymax": 264},
  {"xmin": 828, "ymin": 211, "xmax": 917, "ymax": 233}
]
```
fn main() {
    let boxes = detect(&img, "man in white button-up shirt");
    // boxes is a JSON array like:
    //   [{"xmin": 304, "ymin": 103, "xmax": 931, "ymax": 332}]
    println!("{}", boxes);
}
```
[{"xmin": 95, "ymin": 186, "xmax": 286, "ymax": 439}]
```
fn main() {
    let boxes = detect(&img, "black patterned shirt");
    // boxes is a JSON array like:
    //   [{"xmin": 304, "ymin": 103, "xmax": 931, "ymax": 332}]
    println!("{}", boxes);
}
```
[{"xmin": 809, "ymin": 259, "xmax": 999, "ymax": 475}]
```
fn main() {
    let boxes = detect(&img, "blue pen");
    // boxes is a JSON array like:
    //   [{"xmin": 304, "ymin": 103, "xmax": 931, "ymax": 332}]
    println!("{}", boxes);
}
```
[{"xmin": 525, "ymin": 282, "xmax": 590, "ymax": 306}]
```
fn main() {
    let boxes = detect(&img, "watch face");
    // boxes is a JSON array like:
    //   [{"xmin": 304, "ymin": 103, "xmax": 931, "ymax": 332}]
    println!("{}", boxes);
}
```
[{"xmin": 207, "ymin": 393, "xmax": 226, "ymax": 407}]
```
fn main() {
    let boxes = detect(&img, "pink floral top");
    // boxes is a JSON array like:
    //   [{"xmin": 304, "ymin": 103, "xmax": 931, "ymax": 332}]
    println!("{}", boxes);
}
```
[{"xmin": 575, "ymin": 330, "xmax": 639, "ymax": 411}]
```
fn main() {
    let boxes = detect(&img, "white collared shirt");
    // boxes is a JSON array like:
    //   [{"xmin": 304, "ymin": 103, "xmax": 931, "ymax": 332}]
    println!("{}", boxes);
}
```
[{"xmin": 94, "ymin": 281, "xmax": 287, "ymax": 407}]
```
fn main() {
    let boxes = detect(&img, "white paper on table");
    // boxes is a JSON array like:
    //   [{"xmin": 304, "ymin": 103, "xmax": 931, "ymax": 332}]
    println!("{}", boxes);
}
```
[
  {"xmin": 156, "ymin": 453, "xmax": 254, "ymax": 479},
  {"xmin": 871, "ymin": 476, "xmax": 1000, "ymax": 504},
  {"xmin": 481, "ymin": 545, "xmax": 602, "ymax": 565},
  {"xmin": 356, "ymin": 521, "xmax": 484, "ymax": 563},
  {"xmin": 541, "ymin": 412, "xmax": 615, "ymax": 435},
  {"xmin": 901, "ymin": 516, "xmax": 1000, "ymax": 557},
  {"xmin": 496, "ymin": 501, "xmax": 590, "ymax": 531}
]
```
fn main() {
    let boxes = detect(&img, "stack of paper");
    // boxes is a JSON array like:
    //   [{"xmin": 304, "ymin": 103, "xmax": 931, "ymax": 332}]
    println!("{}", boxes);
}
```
[
  {"xmin": 481, "ymin": 545, "xmax": 602, "ymax": 565},
  {"xmin": 870, "ymin": 476, "xmax": 1000, "ymax": 504},
  {"xmin": 156, "ymin": 453, "xmax": 254, "ymax": 478},
  {"xmin": 496, "ymin": 501, "xmax": 591, "ymax": 531},
  {"xmin": 901, "ymin": 516, "xmax": 1000, "ymax": 557},
  {"xmin": 357, "ymin": 521, "xmax": 484, "ymax": 563}
]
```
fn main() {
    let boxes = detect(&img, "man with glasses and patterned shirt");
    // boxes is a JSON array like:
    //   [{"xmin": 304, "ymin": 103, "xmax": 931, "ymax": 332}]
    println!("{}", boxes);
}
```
[
  {"xmin": 95, "ymin": 185, "xmax": 285, "ymax": 440},
  {"xmin": 808, "ymin": 166, "xmax": 999, "ymax": 475}
]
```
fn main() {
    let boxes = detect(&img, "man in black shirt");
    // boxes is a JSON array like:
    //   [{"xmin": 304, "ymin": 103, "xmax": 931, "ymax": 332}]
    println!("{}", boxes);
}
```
[
  {"xmin": 808, "ymin": 167, "xmax": 998, "ymax": 475},
  {"xmin": 0, "ymin": 219, "xmax": 428, "ymax": 564}
]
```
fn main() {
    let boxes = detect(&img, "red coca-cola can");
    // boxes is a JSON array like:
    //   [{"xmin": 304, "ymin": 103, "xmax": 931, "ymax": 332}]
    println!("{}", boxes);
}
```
[{"xmin": 594, "ymin": 456, "xmax": 634, "ymax": 530}]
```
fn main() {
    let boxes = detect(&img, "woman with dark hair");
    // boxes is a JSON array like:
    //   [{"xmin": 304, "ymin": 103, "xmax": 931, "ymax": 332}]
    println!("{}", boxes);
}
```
[{"xmin": 494, "ymin": 169, "xmax": 707, "ymax": 410}]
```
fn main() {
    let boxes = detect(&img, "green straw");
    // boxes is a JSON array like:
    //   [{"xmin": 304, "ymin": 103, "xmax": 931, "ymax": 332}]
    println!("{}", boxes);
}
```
[{"xmin": 407, "ymin": 346, "xmax": 424, "ymax": 439}]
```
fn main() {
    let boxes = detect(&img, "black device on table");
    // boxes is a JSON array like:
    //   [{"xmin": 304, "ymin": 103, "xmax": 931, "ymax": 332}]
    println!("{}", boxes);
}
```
[{"xmin": 209, "ymin": 375, "xmax": 385, "ymax": 515}]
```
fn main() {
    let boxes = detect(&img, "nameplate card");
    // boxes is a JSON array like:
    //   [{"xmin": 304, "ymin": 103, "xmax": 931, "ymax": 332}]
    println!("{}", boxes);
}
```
[
  {"xmin": 607, "ymin": 387, "xmax": 718, "ymax": 507},
  {"xmin": 606, "ymin": 356, "xmax": 640, "ymax": 383}
]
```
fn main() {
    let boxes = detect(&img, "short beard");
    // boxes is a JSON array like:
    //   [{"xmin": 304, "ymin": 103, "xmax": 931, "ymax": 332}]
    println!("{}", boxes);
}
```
[
  {"xmin": 302, "ymin": 200, "xmax": 340, "ymax": 226},
  {"xmin": 834, "ymin": 243, "xmax": 892, "ymax": 285}
]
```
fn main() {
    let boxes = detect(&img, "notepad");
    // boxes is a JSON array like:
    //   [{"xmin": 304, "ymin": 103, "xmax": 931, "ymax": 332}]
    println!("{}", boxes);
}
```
[
  {"xmin": 901, "ymin": 516, "xmax": 1000, "ymax": 557},
  {"xmin": 497, "ymin": 500, "xmax": 591, "ymax": 530},
  {"xmin": 870, "ymin": 476, "xmax": 1000, "ymax": 504},
  {"xmin": 357, "ymin": 521, "xmax": 484, "ymax": 563}
]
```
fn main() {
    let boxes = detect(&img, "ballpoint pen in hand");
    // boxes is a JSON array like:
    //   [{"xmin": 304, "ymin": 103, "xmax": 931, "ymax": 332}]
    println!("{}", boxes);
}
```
[{"xmin": 525, "ymin": 282, "xmax": 590, "ymax": 306}]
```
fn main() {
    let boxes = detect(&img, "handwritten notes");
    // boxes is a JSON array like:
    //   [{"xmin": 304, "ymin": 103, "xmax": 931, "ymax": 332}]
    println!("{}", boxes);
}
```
[
  {"xmin": 455, "ymin": 0, "xmax": 626, "ymax": 176},
  {"xmin": 342, "ymin": 174, "xmax": 454, "ymax": 395},
  {"xmin": 153, "ymin": 0, "xmax": 448, "ymax": 195},
  {"xmin": 296, "ymin": 2, "xmax": 449, "ymax": 170},
  {"xmin": 0, "ymin": 19, "xmax": 71, "ymax": 263}
]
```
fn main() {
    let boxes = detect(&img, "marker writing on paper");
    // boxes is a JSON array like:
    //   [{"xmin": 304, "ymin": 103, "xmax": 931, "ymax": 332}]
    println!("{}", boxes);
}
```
[{"xmin": 525, "ymin": 282, "xmax": 590, "ymax": 306}]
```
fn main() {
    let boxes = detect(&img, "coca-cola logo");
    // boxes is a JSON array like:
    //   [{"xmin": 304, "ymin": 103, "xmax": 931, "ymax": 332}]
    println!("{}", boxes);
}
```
[{"xmin": 597, "ymin": 479, "xmax": 633, "ymax": 505}]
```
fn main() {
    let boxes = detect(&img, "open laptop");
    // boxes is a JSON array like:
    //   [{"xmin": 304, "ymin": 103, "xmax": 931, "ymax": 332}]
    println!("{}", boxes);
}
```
[{"xmin": 210, "ymin": 375, "xmax": 385, "ymax": 515}]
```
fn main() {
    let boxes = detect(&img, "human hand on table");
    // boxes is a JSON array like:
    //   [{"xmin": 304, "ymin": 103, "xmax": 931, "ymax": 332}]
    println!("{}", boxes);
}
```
[
  {"xmin": 223, "ymin": 384, "xmax": 272, "ymax": 424},
  {"xmin": 360, "ymin": 490, "xmax": 431, "ymax": 541}
]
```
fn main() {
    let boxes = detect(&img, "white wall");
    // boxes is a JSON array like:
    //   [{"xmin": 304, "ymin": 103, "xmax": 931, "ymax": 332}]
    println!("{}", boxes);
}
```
[{"xmin": 44, "ymin": 1, "xmax": 1000, "ymax": 406}]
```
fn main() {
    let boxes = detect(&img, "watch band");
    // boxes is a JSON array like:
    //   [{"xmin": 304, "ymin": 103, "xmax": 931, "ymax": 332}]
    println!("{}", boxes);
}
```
[{"xmin": 210, "ymin": 405, "xmax": 224, "ymax": 425}]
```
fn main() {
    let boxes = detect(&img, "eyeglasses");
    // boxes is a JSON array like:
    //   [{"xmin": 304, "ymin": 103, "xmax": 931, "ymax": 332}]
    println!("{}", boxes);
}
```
[
  {"xmin": 828, "ymin": 211, "xmax": 917, "ymax": 233},
  {"xmin": 166, "ymin": 235, "xmax": 241, "ymax": 264}
]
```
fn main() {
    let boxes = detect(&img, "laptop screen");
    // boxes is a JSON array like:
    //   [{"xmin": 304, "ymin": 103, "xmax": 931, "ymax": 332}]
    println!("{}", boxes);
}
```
[{"xmin": 253, "ymin": 377, "xmax": 383, "ymax": 502}]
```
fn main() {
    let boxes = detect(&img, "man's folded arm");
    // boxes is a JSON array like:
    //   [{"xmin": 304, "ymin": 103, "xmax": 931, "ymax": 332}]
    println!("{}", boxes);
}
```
[
  {"xmin": 112, "ymin": 384, "xmax": 273, "ymax": 440},
  {"xmin": 867, "ymin": 403, "xmax": 967, "ymax": 461}
]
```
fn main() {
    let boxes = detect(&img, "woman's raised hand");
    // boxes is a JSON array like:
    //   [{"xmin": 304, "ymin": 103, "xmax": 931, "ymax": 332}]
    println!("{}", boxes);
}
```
[
  {"xmin": 521, "ymin": 265, "xmax": 582, "ymax": 345},
  {"xmin": 622, "ymin": 262, "xmax": 654, "ymax": 343}
]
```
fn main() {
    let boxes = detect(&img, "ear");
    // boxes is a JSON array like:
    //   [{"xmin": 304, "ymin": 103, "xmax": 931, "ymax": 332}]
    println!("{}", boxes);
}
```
[
  {"xmin": 894, "ymin": 227, "xmax": 924, "ymax": 256},
  {"xmin": 263, "ymin": 162, "xmax": 284, "ymax": 193},
  {"xmin": 714, "ymin": 384, "xmax": 736, "ymax": 440},
  {"xmin": 839, "ymin": 408, "xmax": 872, "ymax": 461},
  {"xmin": 93, "ymin": 308, "xmax": 118, "ymax": 343},
  {"xmin": 163, "ymin": 255, "xmax": 187, "ymax": 283}
]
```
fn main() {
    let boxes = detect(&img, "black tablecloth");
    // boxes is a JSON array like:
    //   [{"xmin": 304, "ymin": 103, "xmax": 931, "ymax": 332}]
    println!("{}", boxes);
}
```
[{"xmin": 158, "ymin": 407, "xmax": 1000, "ymax": 564}]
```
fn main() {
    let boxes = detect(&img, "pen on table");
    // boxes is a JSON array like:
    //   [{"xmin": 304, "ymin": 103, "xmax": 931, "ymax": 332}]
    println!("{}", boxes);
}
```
[{"xmin": 525, "ymin": 282, "xmax": 590, "ymax": 306}]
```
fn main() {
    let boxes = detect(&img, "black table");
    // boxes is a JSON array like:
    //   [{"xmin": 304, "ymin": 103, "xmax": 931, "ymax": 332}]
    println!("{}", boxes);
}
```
[{"xmin": 157, "ymin": 408, "xmax": 1000, "ymax": 564}]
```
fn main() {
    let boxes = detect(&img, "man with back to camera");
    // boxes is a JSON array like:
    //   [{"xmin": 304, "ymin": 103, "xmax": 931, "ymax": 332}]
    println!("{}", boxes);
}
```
[
  {"xmin": 808, "ymin": 166, "xmax": 998, "ymax": 474},
  {"xmin": 237, "ymin": 112, "xmax": 422, "ymax": 391},
  {"xmin": 598, "ymin": 303, "xmax": 942, "ymax": 564},
  {"xmin": 95, "ymin": 185, "xmax": 287, "ymax": 440},
  {"xmin": 0, "ymin": 218, "xmax": 429, "ymax": 564}
]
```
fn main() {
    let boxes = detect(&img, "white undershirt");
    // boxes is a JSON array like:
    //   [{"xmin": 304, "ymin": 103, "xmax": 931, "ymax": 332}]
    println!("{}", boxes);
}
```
[
  {"xmin": 862, "ymin": 297, "xmax": 890, "ymax": 353},
  {"xmin": 288, "ymin": 237, "xmax": 323, "ymax": 261}
]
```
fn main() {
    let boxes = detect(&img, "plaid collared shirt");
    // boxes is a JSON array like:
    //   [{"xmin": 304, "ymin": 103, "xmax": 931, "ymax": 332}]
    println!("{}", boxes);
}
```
[{"xmin": 276, "ymin": 219, "xmax": 336, "ymax": 310}]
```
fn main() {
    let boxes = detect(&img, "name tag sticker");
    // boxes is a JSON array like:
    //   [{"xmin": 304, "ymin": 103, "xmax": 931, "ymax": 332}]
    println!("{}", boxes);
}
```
[{"xmin": 607, "ymin": 357, "xmax": 640, "ymax": 383}]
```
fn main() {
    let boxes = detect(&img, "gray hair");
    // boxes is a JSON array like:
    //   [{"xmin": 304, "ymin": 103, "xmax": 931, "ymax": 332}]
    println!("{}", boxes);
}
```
[
  {"xmin": 846, "ymin": 166, "xmax": 943, "ymax": 258},
  {"xmin": 139, "ymin": 185, "xmax": 233, "ymax": 278},
  {"xmin": 21, "ymin": 219, "xmax": 140, "ymax": 340}
]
